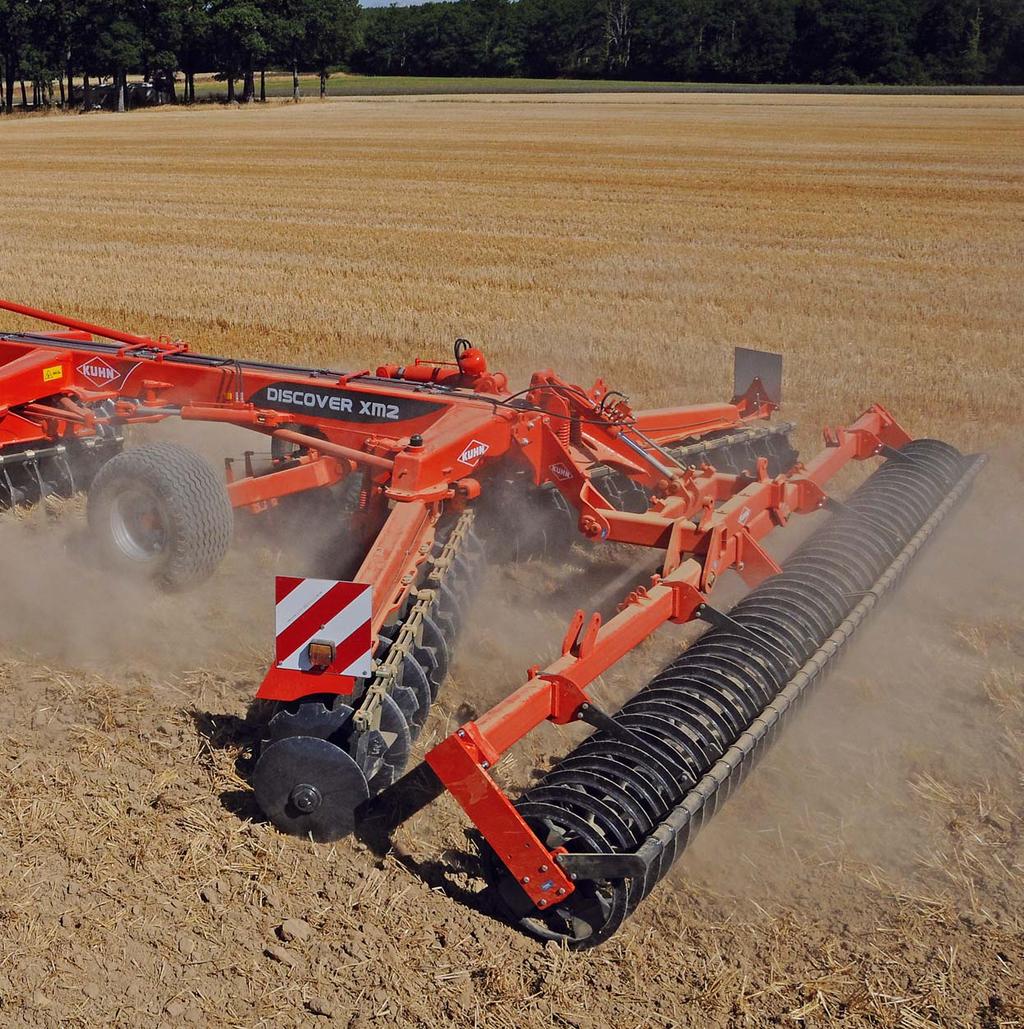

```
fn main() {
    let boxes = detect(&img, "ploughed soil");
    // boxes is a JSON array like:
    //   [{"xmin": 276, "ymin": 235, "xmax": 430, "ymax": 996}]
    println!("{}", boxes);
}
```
[{"xmin": 0, "ymin": 448, "xmax": 1021, "ymax": 1028}]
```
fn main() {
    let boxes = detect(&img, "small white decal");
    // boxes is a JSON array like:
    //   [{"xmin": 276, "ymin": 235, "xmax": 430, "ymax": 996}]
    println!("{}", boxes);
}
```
[
  {"xmin": 79, "ymin": 358, "xmax": 119, "ymax": 388},
  {"xmin": 458, "ymin": 440, "xmax": 490, "ymax": 467}
]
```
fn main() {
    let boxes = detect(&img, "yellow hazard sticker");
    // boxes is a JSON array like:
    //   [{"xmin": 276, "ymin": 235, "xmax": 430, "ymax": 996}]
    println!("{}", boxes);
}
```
[{"xmin": 43, "ymin": 365, "xmax": 63, "ymax": 382}]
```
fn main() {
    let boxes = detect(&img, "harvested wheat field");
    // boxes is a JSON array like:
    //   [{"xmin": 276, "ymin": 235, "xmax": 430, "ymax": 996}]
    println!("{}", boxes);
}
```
[{"xmin": 0, "ymin": 93, "xmax": 1022, "ymax": 1027}]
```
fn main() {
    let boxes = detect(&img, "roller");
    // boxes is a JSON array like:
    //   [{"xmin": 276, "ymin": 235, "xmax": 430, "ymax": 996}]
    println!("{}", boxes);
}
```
[{"xmin": 493, "ymin": 440, "xmax": 986, "ymax": 947}]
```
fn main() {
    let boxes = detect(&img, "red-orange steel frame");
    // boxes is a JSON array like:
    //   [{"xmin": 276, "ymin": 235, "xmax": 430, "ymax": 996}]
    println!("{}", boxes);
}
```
[
  {"xmin": 425, "ymin": 406, "xmax": 912, "ymax": 908},
  {"xmin": 0, "ymin": 297, "xmax": 772, "ymax": 691},
  {"xmin": 0, "ymin": 299, "xmax": 914, "ymax": 908}
]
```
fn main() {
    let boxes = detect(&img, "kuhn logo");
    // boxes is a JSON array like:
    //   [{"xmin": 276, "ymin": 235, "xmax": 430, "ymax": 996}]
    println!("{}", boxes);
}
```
[
  {"xmin": 458, "ymin": 440, "xmax": 489, "ymax": 466},
  {"xmin": 79, "ymin": 358, "xmax": 119, "ymax": 388},
  {"xmin": 549, "ymin": 462, "xmax": 573, "ymax": 481}
]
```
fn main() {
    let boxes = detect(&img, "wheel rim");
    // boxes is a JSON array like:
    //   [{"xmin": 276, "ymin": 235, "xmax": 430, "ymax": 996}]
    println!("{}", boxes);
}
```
[{"xmin": 109, "ymin": 486, "xmax": 169, "ymax": 562}]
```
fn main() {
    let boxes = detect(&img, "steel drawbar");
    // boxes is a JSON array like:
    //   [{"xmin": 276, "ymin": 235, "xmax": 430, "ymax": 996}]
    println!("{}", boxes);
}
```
[{"xmin": 502, "ymin": 439, "xmax": 987, "ymax": 946}]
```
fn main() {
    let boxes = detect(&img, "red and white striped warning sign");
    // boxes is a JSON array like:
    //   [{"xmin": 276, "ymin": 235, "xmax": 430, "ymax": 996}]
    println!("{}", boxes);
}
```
[{"xmin": 274, "ymin": 577, "xmax": 373, "ymax": 678}]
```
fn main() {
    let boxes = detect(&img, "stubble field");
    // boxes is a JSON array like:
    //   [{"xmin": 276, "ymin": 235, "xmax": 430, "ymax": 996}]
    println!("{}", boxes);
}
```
[{"xmin": 0, "ymin": 93, "xmax": 1022, "ymax": 1027}]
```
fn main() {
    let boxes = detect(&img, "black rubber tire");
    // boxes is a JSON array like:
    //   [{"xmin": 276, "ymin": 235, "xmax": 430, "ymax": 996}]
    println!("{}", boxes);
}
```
[{"xmin": 87, "ymin": 442, "xmax": 233, "ymax": 590}]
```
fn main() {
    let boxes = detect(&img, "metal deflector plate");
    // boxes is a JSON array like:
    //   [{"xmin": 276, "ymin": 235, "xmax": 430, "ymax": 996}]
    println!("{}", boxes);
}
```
[{"xmin": 734, "ymin": 347, "xmax": 782, "ymax": 407}]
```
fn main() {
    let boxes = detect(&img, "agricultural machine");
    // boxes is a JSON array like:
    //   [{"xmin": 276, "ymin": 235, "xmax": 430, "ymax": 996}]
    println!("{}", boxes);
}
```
[{"xmin": 0, "ymin": 298, "xmax": 984, "ymax": 947}]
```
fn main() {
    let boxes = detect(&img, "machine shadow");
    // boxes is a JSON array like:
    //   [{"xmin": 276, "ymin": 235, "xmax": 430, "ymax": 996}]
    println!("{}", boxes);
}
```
[
  {"xmin": 190, "ymin": 707, "xmax": 271, "ymax": 826},
  {"xmin": 352, "ymin": 762, "xmax": 507, "ymax": 922},
  {"xmin": 190, "ymin": 711, "xmax": 502, "ymax": 921}
]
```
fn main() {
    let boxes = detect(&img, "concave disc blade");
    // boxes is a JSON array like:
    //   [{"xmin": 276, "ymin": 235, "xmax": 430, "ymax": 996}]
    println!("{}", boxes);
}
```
[{"xmin": 253, "ymin": 735, "xmax": 370, "ymax": 842}]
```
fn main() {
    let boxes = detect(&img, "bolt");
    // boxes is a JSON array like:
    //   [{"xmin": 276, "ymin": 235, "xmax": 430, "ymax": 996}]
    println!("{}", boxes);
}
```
[
  {"xmin": 538, "ymin": 899, "xmax": 547, "ymax": 907},
  {"xmin": 289, "ymin": 784, "xmax": 322, "ymax": 814},
  {"xmin": 556, "ymin": 888, "xmax": 566, "ymax": 896},
  {"xmin": 457, "ymin": 729, "xmax": 466, "ymax": 738},
  {"xmin": 570, "ymin": 874, "xmax": 578, "ymax": 881},
  {"xmin": 539, "ymin": 864, "xmax": 548, "ymax": 872},
  {"xmin": 521, "ymin": 876, "xmax": 530, "ymax": 885},
  {"xmin": 481, "ymin": 761, "xmax": 490, "ymax": 769},
  {"xmin": 737, "ymin": 561, "xmax": 745, "ymax": 571}
]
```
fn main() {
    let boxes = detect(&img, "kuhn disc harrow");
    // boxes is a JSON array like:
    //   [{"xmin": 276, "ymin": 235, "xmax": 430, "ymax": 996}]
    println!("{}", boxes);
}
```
[{"xmin": 0, "ymin": 299, "xmax": 984, "ymax": 948}]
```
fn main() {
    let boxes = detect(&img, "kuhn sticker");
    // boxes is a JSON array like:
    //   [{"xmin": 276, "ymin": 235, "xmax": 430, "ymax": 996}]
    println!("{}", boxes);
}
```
[
  {"xmin": 79, "ymin": 357, "xmax": 120, "ymax": 388},
  {"xmin": 549, "ymin": 462, "xmax": 573, "ymax": 481},
  {"xmin": 458, "ymin": 440, "xmax": 489, "ymax": 467}
]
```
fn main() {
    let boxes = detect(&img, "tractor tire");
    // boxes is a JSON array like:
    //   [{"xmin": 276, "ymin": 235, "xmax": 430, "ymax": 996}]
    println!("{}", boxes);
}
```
[{"xmin": 87, "ymin": 442, "xmax": 233, "ymax": 590}]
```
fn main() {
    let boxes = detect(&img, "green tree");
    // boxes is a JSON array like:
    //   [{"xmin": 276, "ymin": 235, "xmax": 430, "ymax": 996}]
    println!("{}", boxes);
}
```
[
  {"xmin": 210, "ymin": 0, "xmax": 268, "ymax": 102},
  {"xmin": 136, "ymin": 0, "xmax": 184, "ymax": 101},
  {"xmin": 78, "ymin": 0, "xmax": 146, "ymax": 109},
  {"xmin": 0, "ymin": 0, "xmax": 30, "ymax": 113},
  {"xmin": 272, "ymin": 0, "xmax": 314, "ymax": 100},
  {"xmin": 514, "ymin": 0, "xmax": 605, "ymax": 77},
  {"xmin": 179, "ymin": 0, "xmax": 209, "ymax": 103},
  {"xmin": 794, "ymin": 0, "xmax": 921, "ymax": 83},
  {"xmin": 307, "ymin": 0, "xmax": 359, "ymax": 97}
]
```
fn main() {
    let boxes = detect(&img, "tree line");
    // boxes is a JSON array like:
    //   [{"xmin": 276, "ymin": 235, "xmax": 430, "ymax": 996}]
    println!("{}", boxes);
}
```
[
  {"xmin": 0, "ymin": 0, "xmax": 361, "ymax": 112},
  {"xmin": 358, "ymin": 0, "xmax": 1022, "ymax": 84},
  {"xmin": 1, "ymin": 0, "xmax": 1020, "ymax": 114}
]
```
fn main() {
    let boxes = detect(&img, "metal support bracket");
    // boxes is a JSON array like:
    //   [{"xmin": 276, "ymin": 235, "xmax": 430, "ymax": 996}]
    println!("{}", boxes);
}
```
[
  {"xmin": 574, "ymin": 700, "xmax": 648, "ymax": 751},
  {"xmin": 878, "ymin": 443, "xmax": 909, "ymax": 462},
  {"xmin": 695, "ymin": 602, "xmax": 796, "ymax": 672},
  {"xmin": 555, "ymin": 851, "xmax": 648, "ymax": 881}
]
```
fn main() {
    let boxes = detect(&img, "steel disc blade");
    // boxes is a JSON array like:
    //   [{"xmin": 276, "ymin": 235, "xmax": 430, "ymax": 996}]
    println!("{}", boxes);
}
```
[
  {"xmin": 264, "ymin": 700, "xmax": 353, "ymax": 745},
  {"xmin": 253, "ymin": 735, "xmax": 370, "ymax": 842},
  {"xmin": 401, "ymin": 652, "xmax": 433, "ymax": 732},
  {"xmin": 363, "ymin": 693, "xmax": 412, "ymax": 794},
  {"xmin": 420, "ymin": 613, "xmax": 450, "ymax": 692}
]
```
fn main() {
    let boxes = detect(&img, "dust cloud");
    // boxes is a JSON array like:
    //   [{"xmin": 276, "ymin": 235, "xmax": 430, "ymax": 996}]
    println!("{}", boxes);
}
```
[
  {"xmin": 0, "ymin": 422, "xmax": 278, "ymax": 680},
  {"xmin": 1, "ymin": 411, "xmax": 1017, "ymax": 915},
  {"xmin": 0, "ymin": 503, "xmax": 269, "ymax": 679},
  {"xmin": 675, "ymin": 444, "xmax": 1023, "ymax": 907},
  {"xmin": 442, "ymin": 443, "xmax": 1023, "ymax": 922}
]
